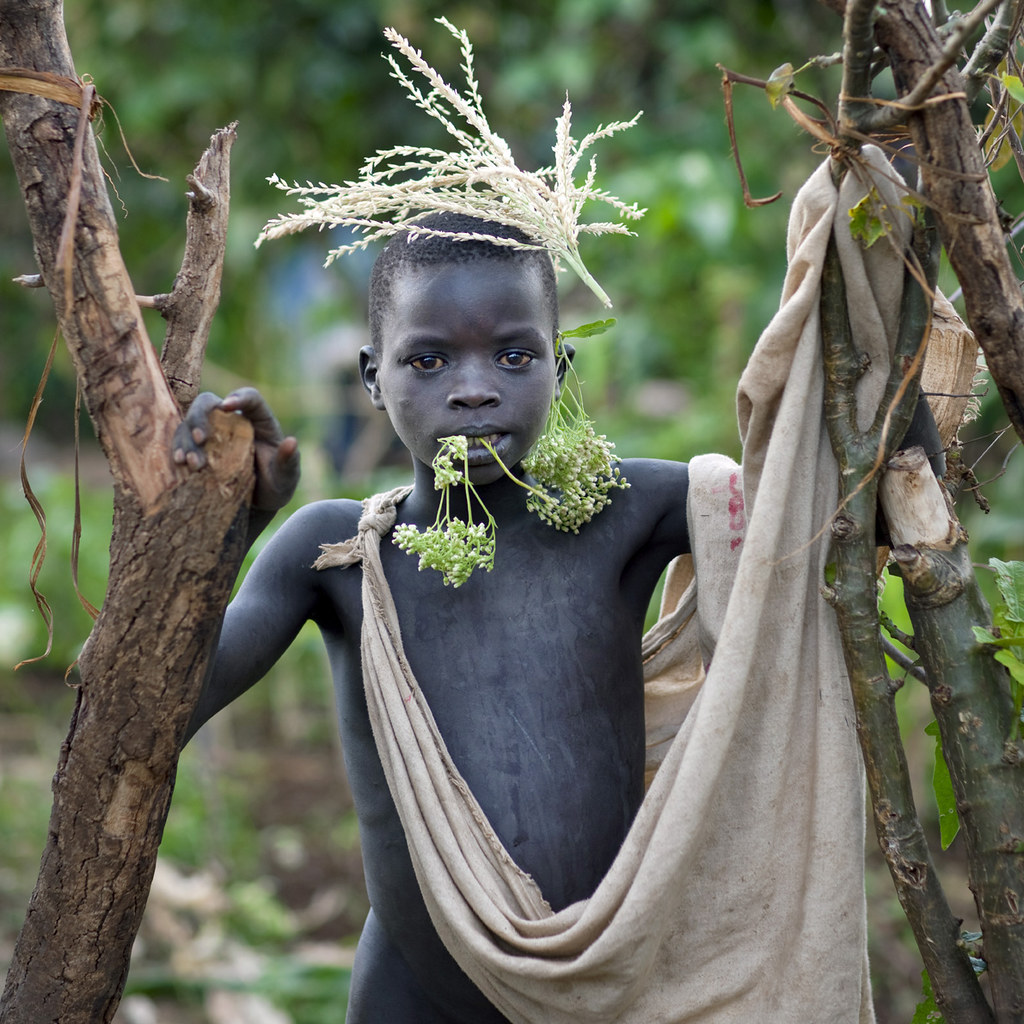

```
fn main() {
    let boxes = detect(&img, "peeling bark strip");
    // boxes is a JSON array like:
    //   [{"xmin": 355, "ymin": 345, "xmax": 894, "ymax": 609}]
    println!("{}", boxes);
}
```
[
  {"xmin": 0, "ymin": 0, "xmax": 178, "ymax": 513},
  {"xmin": 0, "ymin": 1, "xmax": 255, "ymax": 1020}
]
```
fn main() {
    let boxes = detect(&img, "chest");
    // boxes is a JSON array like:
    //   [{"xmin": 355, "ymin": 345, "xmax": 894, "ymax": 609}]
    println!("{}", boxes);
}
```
[{"xmin": 380, "ymin": 530, "xmax": 643, "ymax": 748}]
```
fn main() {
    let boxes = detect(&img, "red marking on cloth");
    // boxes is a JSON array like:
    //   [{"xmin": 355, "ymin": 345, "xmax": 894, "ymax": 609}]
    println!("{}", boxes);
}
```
[{"xmin": 728, "ymin": 472, "xmax": 745, "ymax": 551}]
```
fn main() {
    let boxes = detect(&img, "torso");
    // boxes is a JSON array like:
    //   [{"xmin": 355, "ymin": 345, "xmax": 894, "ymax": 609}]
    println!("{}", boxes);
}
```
[{"xmin": 201, "ymin": 457, "xmax": 689, "ymax": 1021}]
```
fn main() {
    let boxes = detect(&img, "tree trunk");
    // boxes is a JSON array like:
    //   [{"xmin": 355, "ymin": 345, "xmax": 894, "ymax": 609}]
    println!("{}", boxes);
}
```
[
  {"xmin": 873, "ymin": 0, "xmax": 1024, "ymax": 447},
  {"xmin": 0, "ymin": 1, "xmax": 253, "ymax": 1019}
]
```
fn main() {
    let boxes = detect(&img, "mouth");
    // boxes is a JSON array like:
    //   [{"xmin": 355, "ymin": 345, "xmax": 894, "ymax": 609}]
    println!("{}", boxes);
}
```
[{"xmin": 461, "ymin": 431, "xmax": 510, "ymax": 466}]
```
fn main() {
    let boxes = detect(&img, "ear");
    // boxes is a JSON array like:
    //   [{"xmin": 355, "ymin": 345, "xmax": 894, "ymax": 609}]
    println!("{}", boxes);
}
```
[
  {"xmin": 554, "ymin": 339, "xmax": 575, "ymax": 398},
  {"xmin": 359, "ymin": 345, "xmax": 387, "ymax": 411}
]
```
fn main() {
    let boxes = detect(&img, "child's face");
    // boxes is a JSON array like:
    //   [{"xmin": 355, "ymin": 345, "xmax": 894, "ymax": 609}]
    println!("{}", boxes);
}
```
[{"xmin": 364, "ymin": 258, "xmax": 558, "ymax": 485}]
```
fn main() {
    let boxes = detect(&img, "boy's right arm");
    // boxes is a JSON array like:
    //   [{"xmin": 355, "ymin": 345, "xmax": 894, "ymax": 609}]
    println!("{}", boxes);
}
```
[
  {"xmin": 183, "ymin": 499, "xmax": 336, "ymax": 742},
  {"xmin": 173, "ymin": 388, "xmax": 311, "ymax": 741}
]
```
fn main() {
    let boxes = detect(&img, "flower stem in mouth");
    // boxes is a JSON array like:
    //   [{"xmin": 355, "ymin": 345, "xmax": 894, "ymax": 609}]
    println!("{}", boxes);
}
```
[
  {"xmin": 476, "ymin": 437, "xmax": 555, "ymax": 507},
  {"xmin": 392, "ymin": 434, "xmax": 497, "ymax": 587}
]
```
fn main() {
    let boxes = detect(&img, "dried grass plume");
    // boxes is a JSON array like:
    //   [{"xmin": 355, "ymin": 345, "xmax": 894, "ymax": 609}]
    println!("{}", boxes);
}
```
[{"xmin": 255, "ymin": 17, "xmax": 644, "ymax": 307}]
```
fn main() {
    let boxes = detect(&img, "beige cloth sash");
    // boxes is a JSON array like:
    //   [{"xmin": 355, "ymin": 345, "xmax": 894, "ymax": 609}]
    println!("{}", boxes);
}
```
[{"xmin": 313, "ymin": 147, "xmax": 960, "ymax": 1021}]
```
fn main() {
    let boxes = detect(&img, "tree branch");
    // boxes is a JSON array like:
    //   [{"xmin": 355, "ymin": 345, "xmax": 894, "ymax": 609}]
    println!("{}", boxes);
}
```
[
  {"xmin": 839, "ymin": 0, "xmax": 882, "ymax": 140},
  {"xmin": 0, "ymin": 0, "xmax": 180, "ymax": 513},
  {"xmin": 962, "ymin": 0, "xmax": 1024, "ymax": 103},
  {"xmin": 159, "ymin": 123, "xmax": 237, "ymax": 411},
  {"xmin": 871, "ymin": 0, "xmax": 1024, "ymax": 448},
  {"xmin": 821, "ymin": 230, "xmax": 994, "ymax": 1021},
  {"xmin": 846, "ymin": 0, "xmax": 1003, "ymax": 136},
  {"xmin": 0, "ymin": 2, "xmax": 255, "ymax": 1019},
  {"xmin": 891, "ymin": 522, "xmax": 1024, "ymax": 1015}
]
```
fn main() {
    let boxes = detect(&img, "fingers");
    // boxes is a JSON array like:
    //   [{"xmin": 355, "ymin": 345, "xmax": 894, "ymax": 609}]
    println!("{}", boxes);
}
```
[
  {"xmin": 251, "ymin": 434, "xmax": 301, "ymax": 512},
  {"xmin": 173, "ymin": 389, "xmax": 300, "ymax": 513},
  {"xmin": 275, "ymin": 436, "xmax": 300, "ymax": 468},
  {"xmin": 172, "ymin": 391, "xmax": 223, "ymax": 470},
  {"xmin": 219, "ymin": 387, "xmax": 283, "ymax": 443}
]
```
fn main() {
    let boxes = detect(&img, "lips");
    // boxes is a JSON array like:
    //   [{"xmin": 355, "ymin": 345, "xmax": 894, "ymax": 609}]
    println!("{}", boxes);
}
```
[{"xmin": 457, "ymin": 431, "xmax": 511, "ymax": 467}]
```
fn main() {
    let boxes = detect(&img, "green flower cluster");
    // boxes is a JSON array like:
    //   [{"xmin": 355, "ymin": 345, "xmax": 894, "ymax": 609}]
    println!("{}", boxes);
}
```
[
  {"xmin": 393, "ymin": 516, "xmax": 495, "ymax": 589},
  {"xmin": 523, "ymin": 333, "xmax": 628, "ymax": 532},
  {"xmin": 392, "ymin": 436, "xmax": 498, "ymax": 587},
  {"xmin": 523, "ymin": 402, "xmax": 627, "ymax": 534}
]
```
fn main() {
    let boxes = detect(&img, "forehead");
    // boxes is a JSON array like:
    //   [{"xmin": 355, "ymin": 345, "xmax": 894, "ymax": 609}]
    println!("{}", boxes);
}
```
[{"xmin": 382, "ymin": 258, "xmax": 553, "ymax": 344}]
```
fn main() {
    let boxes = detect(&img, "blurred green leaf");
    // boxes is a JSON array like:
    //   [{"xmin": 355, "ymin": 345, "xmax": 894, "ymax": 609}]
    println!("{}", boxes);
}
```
[
  {"xmin": 990, "ymin": 557, "xmax": 1024, "ymax": 621},
  {"xmin": 925, "ymin": 719, "xmax": 960, "ymax": 850},
  {"xmin": 911, "ymin": 970, "xmax": 945, "ymax": 1023},
  {"xmin": 1001, "ymin": 72, "xmax": 1024, "ymax": 105},
  {"xmin": 560, "ymin": 318, "xmax": 616, "ymax": 340}
]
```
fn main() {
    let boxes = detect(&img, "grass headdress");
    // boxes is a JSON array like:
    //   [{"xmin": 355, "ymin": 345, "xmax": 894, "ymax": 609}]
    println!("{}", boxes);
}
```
[
  {"xmin": 257, "ymin": 18, "xmax": 644, "ymax": 585},
  {"xmin": 255, "ymin": 17, "xmax": 643, "ymax": 309}
]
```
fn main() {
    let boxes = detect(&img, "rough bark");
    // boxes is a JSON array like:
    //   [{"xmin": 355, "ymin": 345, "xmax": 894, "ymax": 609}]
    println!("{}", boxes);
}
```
[
  {"xmin": 0, "ymin": 1, "xmax": 254, "ymax": 1019},
  {"xmin": 895, "ymin": 534, "xmax": 1024, "ymax": 1021},
  {"xmin": 873, "ymin": 0, "xmax": 1024, "ymax": 446},
  {"xmin": 0, "ymin": 424, "xmax": 253, "ymax": 1024}
]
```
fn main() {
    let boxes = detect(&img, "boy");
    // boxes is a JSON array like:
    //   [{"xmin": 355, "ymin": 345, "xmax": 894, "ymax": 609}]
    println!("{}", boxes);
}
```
[{"xmin": 175, "ymin": 213, "xmax": 692, "ymax": 1023}]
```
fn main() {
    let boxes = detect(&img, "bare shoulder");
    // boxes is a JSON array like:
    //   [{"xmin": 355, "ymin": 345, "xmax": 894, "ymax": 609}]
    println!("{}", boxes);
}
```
[
  {"xmin": 616, "ymin": 457, "xmax": 690, "ymax": 546},
  {"xmin": 246, "ymin": 497, "xmax": 366, "ymax": 582}
]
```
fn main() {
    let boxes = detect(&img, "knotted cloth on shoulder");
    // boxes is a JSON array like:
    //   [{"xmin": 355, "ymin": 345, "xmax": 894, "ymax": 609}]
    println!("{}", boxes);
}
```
[{"xmin": 314, "ymin": 146, "xmax": 976, "ymax": 1023}]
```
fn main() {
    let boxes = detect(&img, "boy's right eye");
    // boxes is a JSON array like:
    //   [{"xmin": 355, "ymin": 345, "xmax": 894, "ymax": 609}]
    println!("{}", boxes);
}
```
[{"xmin": 409, "ymin": 354, "xmax": 446, "ymax": 372}]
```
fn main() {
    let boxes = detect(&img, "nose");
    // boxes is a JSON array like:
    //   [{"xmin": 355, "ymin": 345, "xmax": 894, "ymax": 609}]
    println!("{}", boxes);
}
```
[{"xmin": 446, "ymin": 366, "xmax": 500, "ymax": 409}]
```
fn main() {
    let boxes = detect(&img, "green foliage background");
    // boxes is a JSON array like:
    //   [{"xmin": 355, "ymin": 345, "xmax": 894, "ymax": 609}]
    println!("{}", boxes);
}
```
[{"xmin": 1, "ymin": 2, "xmax": 1021, "ymax": 1021}]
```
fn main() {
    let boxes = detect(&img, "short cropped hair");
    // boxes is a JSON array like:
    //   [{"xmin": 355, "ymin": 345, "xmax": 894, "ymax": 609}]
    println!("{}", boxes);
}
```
[{"xmin": 368, "ymin": 212, "xmax": 559, "ymax": 352}]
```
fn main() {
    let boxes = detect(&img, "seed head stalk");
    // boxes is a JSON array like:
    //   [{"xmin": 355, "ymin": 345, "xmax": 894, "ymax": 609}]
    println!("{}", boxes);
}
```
[{"xmin": 255, "ymin": 18, "xmax": 643, "ymax": 309}]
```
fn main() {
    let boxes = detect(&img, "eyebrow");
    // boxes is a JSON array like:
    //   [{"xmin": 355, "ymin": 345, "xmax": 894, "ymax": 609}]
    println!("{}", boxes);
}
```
[
  {"xmin": 491, "ymin": 325, "xmax": 549, "ymax": 346},
  {"xmin": 391, "ymin": 324, "xmax": 550, "ymax": 353}
]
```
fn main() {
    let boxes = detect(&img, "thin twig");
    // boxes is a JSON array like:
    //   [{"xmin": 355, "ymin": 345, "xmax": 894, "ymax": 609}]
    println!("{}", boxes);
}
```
[
  {"xmin": 963, "ymin": 0, "xmax": 1024, "ymax": 103},
  {"xmin": 849, "ymin": 0, "xmax": 1004, "ymax": 135},
  {"xmin": 881, "ymin": 634, "xmax": 927, "ymax": 681}
]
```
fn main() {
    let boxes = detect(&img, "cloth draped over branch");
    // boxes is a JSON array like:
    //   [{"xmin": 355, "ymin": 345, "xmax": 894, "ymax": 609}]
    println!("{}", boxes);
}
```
[{"xmin": 315, "ymin": 146, "xmax": 932, "ymax": 1022}]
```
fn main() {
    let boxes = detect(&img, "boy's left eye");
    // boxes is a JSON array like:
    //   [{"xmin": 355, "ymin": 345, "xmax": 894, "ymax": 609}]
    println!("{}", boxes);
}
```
[{"xmin": 497, "ymin": 351, "xmax": 534, "ymax": 368}]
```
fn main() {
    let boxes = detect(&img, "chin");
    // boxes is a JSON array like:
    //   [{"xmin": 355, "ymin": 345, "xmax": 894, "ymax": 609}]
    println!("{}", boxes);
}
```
[{"xmin": 466, "ymin": 462, "xmax": 518, "ymax": 488}]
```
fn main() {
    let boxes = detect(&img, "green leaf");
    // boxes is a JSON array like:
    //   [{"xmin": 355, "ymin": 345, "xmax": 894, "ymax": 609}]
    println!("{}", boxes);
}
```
[
  {"xmin": 765, "ymin": 63, "xmax": 794, "ymax": 109},
  {"xmin": 911, "ymin": 970, "xmax": 946, "ymax": 1023},
  {"xmin": 990, "ymin": 558, "xmax": 1024, "ymax": 622},
  {"xmin": 559, "ymin": 318, "xmax": 616, "ymax": 340},
  {"xmin": 993, "ymin": 604, "xmax": 1024, "ymax": 643},
  {"xmin": 900, "ymin": 193, "xmax": 926, "ymax": 226},
  {"xmin": 972, "ymin": 624, "xmax": 1013, "ymax": 647},
  {"xmin": 925, "ymin": 720, "xmax": 960, "ymax": 849},
  {"xmin": 1001, "ymin": 72, "xmax": 1024, "ymax": 105},
  {"xmin": 848, "ymin": 190, "xmax": 889, "ymax": 247},
  {"xmin": 994, "ymin": 649, "xmax": 1024, "ymax": 687}
]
